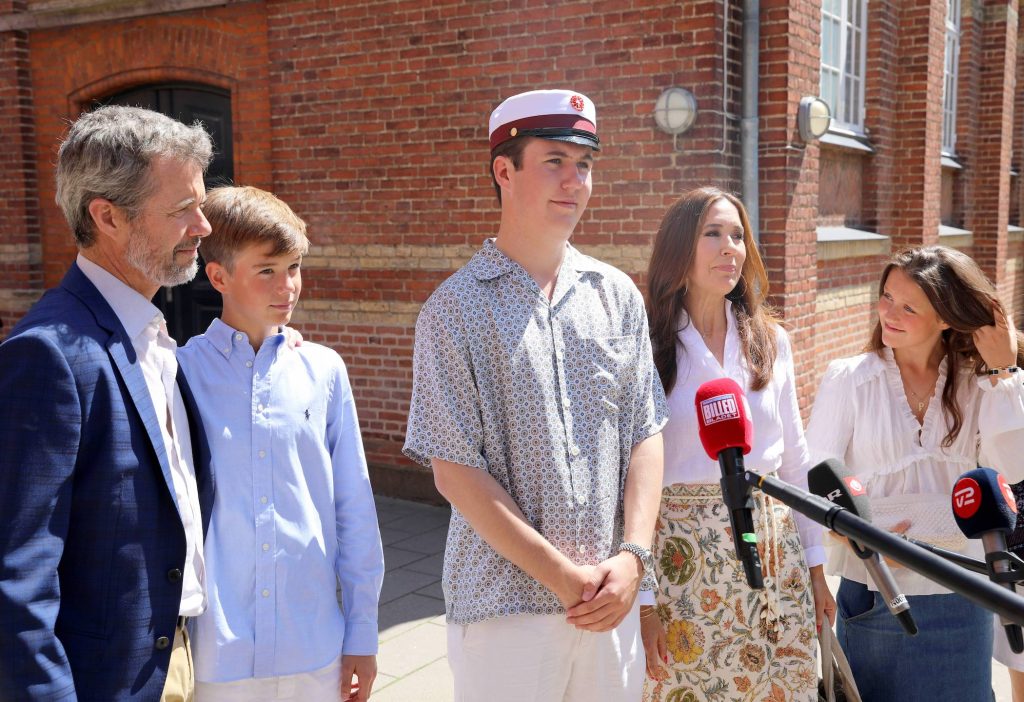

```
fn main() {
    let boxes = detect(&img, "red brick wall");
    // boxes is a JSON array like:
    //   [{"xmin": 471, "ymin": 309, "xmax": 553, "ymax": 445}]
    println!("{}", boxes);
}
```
[
  {"xmin": 954, "ymin": 1, "xmax": 982, "ymax": 229},
  {"xmin": 965, "ymin": 1, "xmax": 1018, "ymax": 300},
  {"xmin": 1016, "ymin": 17, "xmax": 1024, "ymax": 226},
  {"xmin": 814, "ymin": 252, "xmax": 889, "ymax": 378},
  {"xmin": 28, "ymin": 2, "xmax": 274, "ymax": 288},
  {"xmin": 0, "ymin": 1, "xmax": 40, "ymax": 334},
  {"xmin": 758, "ymin": 0, "xmax": 821, "ymax": 409},
  {"xmin": 262, "ymin": 0, "xmax": 753, "ymax": 494},
  {"xmin": 812, "ymin": 0, "xmax": 1024, "ymax": 410},
  {"xmin": 883, "ymin": 0, "xmax": 947, "ymax": 249},
  {"xmin": 819, "ymin": 147, "xmax": 864, "ymax": 226},
  {"xmin": 2, "ymin": 0, "xmax": 1023, "ymax": 499}
]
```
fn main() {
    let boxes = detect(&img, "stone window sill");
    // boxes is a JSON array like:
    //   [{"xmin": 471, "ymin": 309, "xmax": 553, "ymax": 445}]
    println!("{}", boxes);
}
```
[{"xmin": 817, "ymin": 226, "xmax": 890, "ymax": 260}]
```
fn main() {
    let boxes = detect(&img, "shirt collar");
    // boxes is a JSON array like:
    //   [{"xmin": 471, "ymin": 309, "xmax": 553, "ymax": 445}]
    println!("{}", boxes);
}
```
[
  {"xmin": 468, "ymin": 238, "xmax": 604, "ymax": 281},
  {"xmin": 203, "ymin": 317, "xmax": 286, "ymax": 360},
  {"xmin": 76, "ymin": 254, "xmax": 163, "ymax": 342}
]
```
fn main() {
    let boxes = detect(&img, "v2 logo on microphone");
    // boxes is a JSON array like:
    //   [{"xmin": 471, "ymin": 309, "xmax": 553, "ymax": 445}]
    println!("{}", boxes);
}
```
[{"xmin": 953, "ymin": 478, "xmax": 981, "ymax": 519}]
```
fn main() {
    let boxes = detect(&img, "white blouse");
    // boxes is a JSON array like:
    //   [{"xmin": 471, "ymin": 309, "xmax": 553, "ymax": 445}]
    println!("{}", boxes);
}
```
[
  {"xmin": 662, "ymin": 302, "xmax": 825, "ymax": 569},
  {"xmin": 806, "ymin": 348, "xmax": 1024, "ymax": 595}
]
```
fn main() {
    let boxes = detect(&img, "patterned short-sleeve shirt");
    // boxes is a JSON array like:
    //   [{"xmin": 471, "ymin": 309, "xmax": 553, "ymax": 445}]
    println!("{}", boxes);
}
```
[{"xmin": 403, "ymin": 239, "xmax": 668, "ymax": 625}]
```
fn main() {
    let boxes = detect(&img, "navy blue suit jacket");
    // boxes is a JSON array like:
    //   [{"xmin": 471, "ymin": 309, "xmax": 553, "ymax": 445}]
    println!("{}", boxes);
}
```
[{"xmin": 0, "ymin": 263, "xmax": 214, "ymax": 701}]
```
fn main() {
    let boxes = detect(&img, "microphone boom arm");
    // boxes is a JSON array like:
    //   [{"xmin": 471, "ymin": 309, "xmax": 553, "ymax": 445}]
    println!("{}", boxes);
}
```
[{"xmin": 744, "ymin": 470, "xmax": 1024, "ymax": 627}]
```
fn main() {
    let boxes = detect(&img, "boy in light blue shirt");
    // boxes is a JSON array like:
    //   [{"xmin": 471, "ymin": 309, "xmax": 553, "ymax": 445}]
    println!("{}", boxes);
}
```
[{"xmin": 178, "ymin": 186, "xmax": 384, "ymax": 702}]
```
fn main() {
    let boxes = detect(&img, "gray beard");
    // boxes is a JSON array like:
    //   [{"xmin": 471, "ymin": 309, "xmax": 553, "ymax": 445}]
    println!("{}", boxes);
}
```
[{"xmin": 125, "ymin": 231, "xmax": 199, "ymax": 288}]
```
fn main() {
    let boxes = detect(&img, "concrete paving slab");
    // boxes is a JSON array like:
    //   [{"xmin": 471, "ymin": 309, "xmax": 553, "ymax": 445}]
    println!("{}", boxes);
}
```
[
  {"xmin": 379, "ymin": 526, "xmax": 417, "ymax": 547},
  {"xmin": 383, "ymin": 545, "xmax": 429, "ymax": 570},
  {"xmin": 371, "ymin": 499, "xmax": 1018, "ymax": 701},
  {"xmin": 414, "ymin": 580, "xmax": 444, "ymax": 600},
  {"xmin": 389, "ymin": 525, "xmax": 449, "ymax": 555},
  {"xmin": 404, "ymin": 552, "xmax": 444, "ymax": 577},
  {"xmin": 380, "ymin": 567, "xmax": 440, "ymax": 605},
  {"xmin": 377, "ymin": 618, "xmax": 448, "ymax": 679},
  {"xmin": 379, "ymin": 593, "xmax": 446, "ymax": 641},
  {"xmin": 385, "ymin": 511, "xmax": 452, "ymax": 533},
  {"xmin": 373, "ymin": 498, "xmax": 421, "ymax": 526},
  {"xmin": 373, "ymin": 657, "xmax": 454, "ymax": 702}
]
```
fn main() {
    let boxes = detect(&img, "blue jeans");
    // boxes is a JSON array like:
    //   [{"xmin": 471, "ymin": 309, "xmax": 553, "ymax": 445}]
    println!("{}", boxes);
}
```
[{"xmin": 836, "ymin": 578, "xmax": 993, "ymax": 702}]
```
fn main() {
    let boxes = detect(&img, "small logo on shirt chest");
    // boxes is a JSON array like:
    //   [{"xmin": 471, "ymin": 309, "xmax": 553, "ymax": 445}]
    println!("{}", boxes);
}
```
[{"xmin": 305, "ymin": 409, "xmax": 310, "ymax": 421}]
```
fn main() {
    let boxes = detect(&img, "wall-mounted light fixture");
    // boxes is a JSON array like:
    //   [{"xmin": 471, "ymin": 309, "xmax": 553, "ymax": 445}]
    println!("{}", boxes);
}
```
[
  {"xmin": 798, "ymin": 96, "xmax": 832, "ymax": 142},
  {"xmin": 654, "ymin": 87, "xmax": 697, "ymax": 148}
]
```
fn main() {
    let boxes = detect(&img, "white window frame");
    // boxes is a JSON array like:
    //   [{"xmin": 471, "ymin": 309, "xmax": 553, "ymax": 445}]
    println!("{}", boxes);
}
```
[
  {"xmin": 820, "ymin": 0, "xmax": 869, "ymax": 133},
  {"xmin": 941, "ymin": 0, "xmax": 961, "ymax": 155}
]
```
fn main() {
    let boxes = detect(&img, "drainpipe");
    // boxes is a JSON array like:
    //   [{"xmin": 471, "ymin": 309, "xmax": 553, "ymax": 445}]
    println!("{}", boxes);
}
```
[{"xmin": 741, "ymin": 0, "xmax": 760, "ymax": 244}]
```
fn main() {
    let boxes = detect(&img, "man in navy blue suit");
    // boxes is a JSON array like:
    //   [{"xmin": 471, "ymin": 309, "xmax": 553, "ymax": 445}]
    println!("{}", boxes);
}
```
[{"xmin": 0, "ymin": 106, "xmax": 216, "ymax": 700}]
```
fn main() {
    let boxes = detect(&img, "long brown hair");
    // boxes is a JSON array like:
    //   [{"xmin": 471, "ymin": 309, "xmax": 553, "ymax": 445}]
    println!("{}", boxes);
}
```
[
  {"xmin": 646, "ymin": 187, "xmax": 778, "ymax": 394},
  {"xmin": 869, "ymin": 245, "xmax": 1024, "ymax": 446}
]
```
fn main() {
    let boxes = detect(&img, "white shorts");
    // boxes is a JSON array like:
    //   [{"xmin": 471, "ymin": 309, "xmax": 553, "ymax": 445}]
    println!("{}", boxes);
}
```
[
  {"xmin": 194, "ymin": 654, "xmax": 342, "ymax": 702},
  {"xmin": 446, "ymin": 601, "xmax": 642, "ymax": 702}
]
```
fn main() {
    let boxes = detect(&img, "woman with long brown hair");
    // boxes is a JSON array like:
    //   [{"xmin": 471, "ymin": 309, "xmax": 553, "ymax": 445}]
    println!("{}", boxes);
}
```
[
  {"xmin": 640, "ymin": 187, "xmax": 834, "ymax": 702},
  {"xmin": 806, "ymin": 245, "xmax": 1024, "ymax": 701}
]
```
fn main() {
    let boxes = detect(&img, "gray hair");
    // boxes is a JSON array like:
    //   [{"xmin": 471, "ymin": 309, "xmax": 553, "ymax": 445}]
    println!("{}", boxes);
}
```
[{"xmin": 56, "ymin": 105, "xmax": 214, "ymax": 247}]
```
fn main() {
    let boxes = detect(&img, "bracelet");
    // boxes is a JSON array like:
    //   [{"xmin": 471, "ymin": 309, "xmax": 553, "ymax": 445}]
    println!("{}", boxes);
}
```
[
  {"xmin": 986, "ymin": 365, "xmax": 1019, "ymax": 375},
  {"xmin": 639, "ymin": 606, "xmax": 659, "ymax": 618}
]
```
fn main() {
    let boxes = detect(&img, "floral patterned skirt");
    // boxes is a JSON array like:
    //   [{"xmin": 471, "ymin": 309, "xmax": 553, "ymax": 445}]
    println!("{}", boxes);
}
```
[{"xmin": 642, "ymin": 482, "xmax": 818, "ymax": 702}]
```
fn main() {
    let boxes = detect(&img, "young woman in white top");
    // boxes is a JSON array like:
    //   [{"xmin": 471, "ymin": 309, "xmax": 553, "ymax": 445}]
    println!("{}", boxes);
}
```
[
  {"xmin": 640, "ymin": 187, "xmax": 835, "ymax": 702},
  {"xmin": 806, "ymin": 245, "xmax": 1024, "ymax": 702}
]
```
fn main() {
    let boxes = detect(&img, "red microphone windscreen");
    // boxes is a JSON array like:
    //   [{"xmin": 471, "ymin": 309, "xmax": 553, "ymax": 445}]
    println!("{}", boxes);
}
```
[{"xmin": 695, "ymin": 377, "xmax": 753, "ymax": 460}]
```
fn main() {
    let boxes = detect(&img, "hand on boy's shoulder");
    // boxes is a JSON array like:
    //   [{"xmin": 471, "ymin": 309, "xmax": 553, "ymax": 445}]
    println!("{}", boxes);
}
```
[{"xmin": 282, "ymin": 325, "xmax": 304, "ymax": 348}]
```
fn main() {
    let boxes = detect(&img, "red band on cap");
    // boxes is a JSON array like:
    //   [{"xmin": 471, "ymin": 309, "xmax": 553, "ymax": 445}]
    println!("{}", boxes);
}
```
[{"xmin": 489, "ymin": 114, "xmax": 597, "ymax": 151}]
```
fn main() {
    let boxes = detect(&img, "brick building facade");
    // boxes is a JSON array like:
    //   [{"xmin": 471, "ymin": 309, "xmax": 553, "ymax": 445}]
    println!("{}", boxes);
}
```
[{"xmin": 0, "ymin": 0, "xmax": 1020, "ymax": 502}]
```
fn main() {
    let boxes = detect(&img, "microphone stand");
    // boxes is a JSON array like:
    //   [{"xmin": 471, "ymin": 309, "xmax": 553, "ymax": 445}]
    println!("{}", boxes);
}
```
[
  {"xmin": 906, "ymin": 538, "xmax": 1024, "ymax": 652},
  {"xmin": 744, "ymin": 470, "xmax": 1024, "ymax": 627},
  {"xmin": 903, "ymin": 537, "xmax": 1015, "ymax": 577},
  {"xmin": 720, "ymin": 453, "xmax": 764, "ymax": 590}
]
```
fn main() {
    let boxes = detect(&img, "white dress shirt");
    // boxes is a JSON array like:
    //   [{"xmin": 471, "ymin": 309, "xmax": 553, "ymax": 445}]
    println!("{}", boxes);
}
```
[
  {"xmin": 661, "ymin": 302, "xmax": 825, "ymax": 568},
  {"xmin": 806, "ymin": 348, "xmax": 1024, "ymax": 595},
  {"xmin": 76, "ymin": 255, "xmax": 206, "ymax": 616}
]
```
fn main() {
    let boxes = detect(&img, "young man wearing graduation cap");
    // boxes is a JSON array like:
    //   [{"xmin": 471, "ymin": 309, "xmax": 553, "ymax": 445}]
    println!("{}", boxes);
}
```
[{"xmin": 404, "ymin": 89, "xmax": 668, "ymax": 700}]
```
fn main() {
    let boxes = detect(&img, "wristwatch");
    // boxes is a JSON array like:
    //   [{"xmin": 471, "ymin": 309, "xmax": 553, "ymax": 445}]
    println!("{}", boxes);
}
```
[{"xmin": 618, "ymin": 542, "xmax": 656, "ymax": 591}]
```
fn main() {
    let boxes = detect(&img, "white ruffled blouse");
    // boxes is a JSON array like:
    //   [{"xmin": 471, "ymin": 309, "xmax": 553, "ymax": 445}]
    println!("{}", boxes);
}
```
[
  {"xmin": 662, "ymin": 302, "xmax": 825, "ymax": 569},
  {"xmin": 806, "ymin": 348, "xmax": 1024, "ymax": 595}
]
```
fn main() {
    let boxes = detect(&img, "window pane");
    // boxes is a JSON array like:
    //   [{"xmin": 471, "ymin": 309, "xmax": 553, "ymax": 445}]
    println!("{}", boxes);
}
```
[
  {"xmin": 822, "ymin": 71, "xmax": 835, "ymax": 111},
  {"xmin": 819, "ymin": 0, "xmax": 868, "ymax": 130}
]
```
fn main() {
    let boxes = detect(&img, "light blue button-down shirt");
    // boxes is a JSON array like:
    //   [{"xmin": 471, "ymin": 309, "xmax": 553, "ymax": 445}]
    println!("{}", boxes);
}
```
[{"xmin": 178, "ymin": 318, "xmax": 384, "ymax": 683}]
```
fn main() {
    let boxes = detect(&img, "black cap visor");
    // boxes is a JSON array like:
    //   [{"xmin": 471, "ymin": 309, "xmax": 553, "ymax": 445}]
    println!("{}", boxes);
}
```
[{"xmin": 516, "ymin": 127, "xmax": 600, "ymax": 151}]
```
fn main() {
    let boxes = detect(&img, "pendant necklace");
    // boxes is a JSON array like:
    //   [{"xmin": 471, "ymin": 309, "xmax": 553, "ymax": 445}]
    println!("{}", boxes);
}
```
[{"xmin": 904, "ymin": 379, "xmax": 932, "ymax": 419}]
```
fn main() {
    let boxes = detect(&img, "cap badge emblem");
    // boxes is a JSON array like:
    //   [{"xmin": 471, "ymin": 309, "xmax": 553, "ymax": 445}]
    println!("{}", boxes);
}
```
[{"xmin": 570, "ymin": 95, "xmax": 585, "ymax": 111}]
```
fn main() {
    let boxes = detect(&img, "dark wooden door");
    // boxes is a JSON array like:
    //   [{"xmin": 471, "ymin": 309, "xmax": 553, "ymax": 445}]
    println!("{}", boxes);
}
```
[{"xmin": 100, "ymin": 84, "xmax": 233, "ymax": 342}]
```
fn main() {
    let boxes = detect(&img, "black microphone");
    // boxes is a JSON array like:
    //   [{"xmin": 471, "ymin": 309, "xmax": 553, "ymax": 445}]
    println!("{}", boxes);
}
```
[
  {"xmin": 695, "ymin": 378, "xmax": 764, "ymax": 590},
  {"xmin": 808, "ymin": 459, "xmax": 918, "ymax": 636},
  {"xmin": 952, "ymin": 467, "xmax": 1024, "ymax": 653}
]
